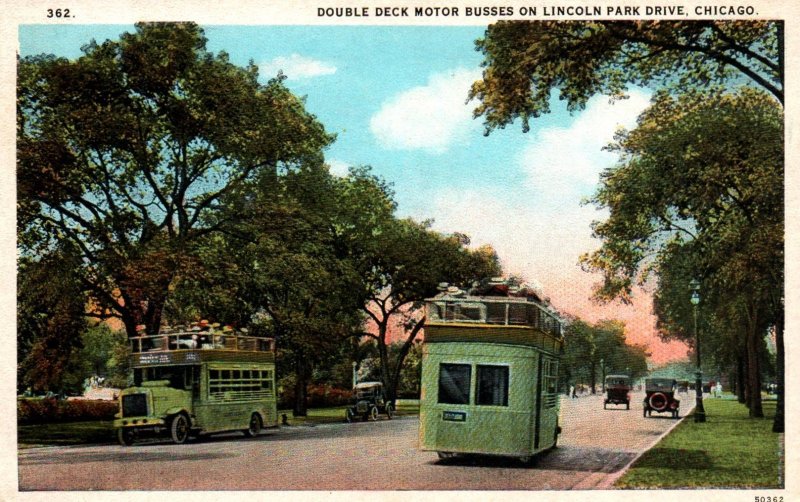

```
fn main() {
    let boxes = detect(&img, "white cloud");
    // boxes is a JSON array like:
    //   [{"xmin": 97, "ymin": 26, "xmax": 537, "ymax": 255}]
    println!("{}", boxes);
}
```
[
  {"xmin": 520, "ymin": 90, "xmax": 652, "ymax": 205},
  {"xmin": 419, "ymin": 92, "xmax": 651, "ymax": 316},
  {"xmin": 260, "ymin": 54, "xmax": 336, "ymax": 80},
  {"xmin": 326, "ymin": 159, "xmax": 350, "ymax": 177},
  {"xmin": 369, "ymin": 68, "xmax": 481, "ymax": 153}
]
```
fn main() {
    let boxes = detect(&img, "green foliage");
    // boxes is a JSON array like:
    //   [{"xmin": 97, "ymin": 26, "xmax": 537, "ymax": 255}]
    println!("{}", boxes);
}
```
[
  {"xmin": 17, "ymin": 248, "xmax": 87, "ymax": 394},
  {"xmin": 582, "ymin": 88, "xmax": 782, "ymax": 419},
  {"xmin": 561, "ymin": 317, "xmax": 649, "ymax": 390},
  {"xmin": 64, "ymin": 325, "xmax": 131, "ymax": 390},
  {"xmin": 471, "ymin": 21, "xmax": 782, "ymax": 133},
  {"xmin": 18, "ymin": 22, "xmax": 334, "ymax": 337},
  {"xmin": 17, "ymin": 398, "xmax": 118, "ymax": 425}
]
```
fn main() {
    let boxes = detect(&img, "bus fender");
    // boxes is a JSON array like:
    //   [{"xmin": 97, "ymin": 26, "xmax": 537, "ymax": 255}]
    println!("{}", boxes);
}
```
[{"xmin": 165, "ymin": 407, "xmax": 190, "ymax": 417}]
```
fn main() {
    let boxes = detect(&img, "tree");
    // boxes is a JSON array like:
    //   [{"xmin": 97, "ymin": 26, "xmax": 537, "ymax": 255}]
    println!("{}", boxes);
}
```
[
  {"xmin": 18, "ymin": 248, "xmax": 87, "ymax": 394},
  {"xmin": 360, "ymin": 219, "xmax": 501, "ymax": 403},
  {"xmin": 469, "ymin": 21, "xmax": 782, "ymax": 133},
  {"xmin": 17, "ymin": 22, "xmax": 333, "ymax": 338},
  {"xmin": 582, "ymin": 89, "xmax": 783, "ymax": 421},
  {"xmin": 561, "ymin": 317, "xmax": 648, "ymax": 394},
  {"xmin": 469, "ymin": 19, "xmax": 784, "ymax": 430}
]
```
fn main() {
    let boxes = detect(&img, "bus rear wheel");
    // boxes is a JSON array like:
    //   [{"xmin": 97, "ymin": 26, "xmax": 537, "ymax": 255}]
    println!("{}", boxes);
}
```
[
  {"xmin": 245, "ymin": 413, "xmax": 263, "ymax": 438},
  {"xmin": 118, "ymin": 428, "xmax": 136, "ymax": 446},
  {"xmin": 170, "ymin": 413, "xmax": 190, "ymax": 444}
]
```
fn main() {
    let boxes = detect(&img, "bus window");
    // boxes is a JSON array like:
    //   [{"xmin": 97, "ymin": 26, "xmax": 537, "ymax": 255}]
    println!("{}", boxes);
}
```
[
  {"xmin": 438, "ymin": 364, "xmax": 471, "ymax": 404},
  {"xmin": 455, "ymin": 303, "xmax": 486, "ymax": 322},
  {"xmin": 486, "ymin": 302, "xmax": 506, "ymax": 324},
  {"xmin": 427, "ymin": 302, "xmax": 445, "ymax": 321},
  {"xmin": 508, "ymin": 303, "xmax": 527, "ymax": 325},
  {"xmin": 476, "ymin": 365, "xmax": 509, "ymax": 406}
]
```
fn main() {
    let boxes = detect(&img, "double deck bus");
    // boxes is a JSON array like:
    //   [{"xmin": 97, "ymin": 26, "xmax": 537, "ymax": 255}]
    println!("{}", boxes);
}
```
[
  {"xmin": 419, "ymin": 280, "xmax": 564, "ymax": 463},
  {"xmin": 114, "ymin": 329, "xmax": 278, "ymax": 445}
]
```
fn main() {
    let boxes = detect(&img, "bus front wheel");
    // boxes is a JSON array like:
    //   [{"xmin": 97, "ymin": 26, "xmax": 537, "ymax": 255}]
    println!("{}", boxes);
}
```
[
  {"xmin": 170, "ymin": 413, "xmax": 190, "ymax": 444},
  {"xmin": 245, "ymin": 413, "xmax": 262, "ymax": 438},
  {"xmin": 118, "ymin": 428, "xmax": 136, "ymax": 446}
]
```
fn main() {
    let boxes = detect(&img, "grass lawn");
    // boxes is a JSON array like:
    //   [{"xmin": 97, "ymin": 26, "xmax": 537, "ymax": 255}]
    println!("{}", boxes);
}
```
[
  {"xmin": 18, "ymin": 421, "xmax": 116, "ymax": 448},
  {"xmin": 18, "ymin": 400, "xmax": 421, "ymax": 447},
  {"xmin": 615, "ymin": 398, "xmax": 783, "ymax": 489}
]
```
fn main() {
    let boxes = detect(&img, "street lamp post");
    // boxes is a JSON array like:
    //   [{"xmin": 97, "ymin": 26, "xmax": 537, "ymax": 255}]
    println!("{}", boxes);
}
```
[{"xmin": 689, "ymin": 279, "xmax": 706, "ymax": 423}]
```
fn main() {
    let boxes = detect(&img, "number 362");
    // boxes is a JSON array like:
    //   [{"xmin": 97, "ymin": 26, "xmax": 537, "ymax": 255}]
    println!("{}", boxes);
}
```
[{"xmin": 46, "ymin": 8, "xmax": 71, "ymax": 18}]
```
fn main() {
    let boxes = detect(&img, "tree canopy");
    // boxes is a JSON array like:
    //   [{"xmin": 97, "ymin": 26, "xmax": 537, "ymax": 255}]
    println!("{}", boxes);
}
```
[
  {"xmin": 470, "ymin": 21, "xmax": 782, "ymax": 133},
  {"xmin": 17, "ymin": 22, "xmax": 334, "ymax": 337},
  {"xmin": 581, "ymin": 88, "xmax": 783, "ymax": 419}
]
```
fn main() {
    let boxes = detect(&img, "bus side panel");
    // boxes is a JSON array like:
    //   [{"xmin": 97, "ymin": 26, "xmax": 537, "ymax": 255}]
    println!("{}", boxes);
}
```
[
  {"xmin": 194, "ymin": 362, "xmax": 278, "ymax": 434},
  {"xmin": 419, "ymin": 343, "xmax": 538, "ymax": 457}
]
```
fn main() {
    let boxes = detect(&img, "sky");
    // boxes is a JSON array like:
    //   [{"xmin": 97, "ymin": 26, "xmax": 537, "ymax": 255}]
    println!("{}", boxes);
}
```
[{"xmin": 18, "ymin": 24, "xmax": 690, "ymax": 364}]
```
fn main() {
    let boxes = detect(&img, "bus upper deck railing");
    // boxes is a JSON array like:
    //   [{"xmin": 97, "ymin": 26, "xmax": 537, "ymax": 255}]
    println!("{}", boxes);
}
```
[
  {"xmin": 426, "ymin": 297, "xmax": 563, "ymax": 338},
  {"xmin": 130, "ymin": 332, "xmax": 276, "ymax": 353}
]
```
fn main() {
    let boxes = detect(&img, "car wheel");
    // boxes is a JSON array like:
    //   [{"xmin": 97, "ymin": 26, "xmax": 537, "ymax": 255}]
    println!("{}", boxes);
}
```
[
  {"xmin": 603, "ymin": 402, "xmax": 607, "ymax": 409},
  {"xmin": 170, "ymin": 413, "xmax": 190, "ymax": 445},
  {"xmin": 245, "ymin": 412, "xmax": 262, "ymax": 438},
  {"xmin": 385, "ymin": 403, "xmax": 394, "ymax": 419},
  {"xmin": 117, "ymin": 428, "xmax": 136, "ymax": 446},
  {"xmin": 369, "ymin": 406, "xmax": 379, "ymax": 421},
  {"xmin": 626, "ymin": 400, "xmax": 630, "ymax": 410},
  {"xmin": 437, "ymin": 451, "xmax": 454, "ymax": 459},
  {"xmin": 345, "ymin": 408, "xmax": 354, "ymax": 423}
]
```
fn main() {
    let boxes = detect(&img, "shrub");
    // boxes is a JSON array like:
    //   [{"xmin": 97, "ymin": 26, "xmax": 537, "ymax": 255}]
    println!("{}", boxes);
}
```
[
  {"xmin": 279, "ymin": 384, "xmax": 351, "ymax": 409},
  {"xmin": 17, "ymin": 397, "xmax": 118, "ymax": 425}
]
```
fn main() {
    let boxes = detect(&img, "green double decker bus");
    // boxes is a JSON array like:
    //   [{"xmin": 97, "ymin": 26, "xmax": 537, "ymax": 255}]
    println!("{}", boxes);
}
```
[
  {"xmin": 419, "ymin": 280, "xmax": 564, "ymax": 463},
  {"xmin": 114, "ymin": 329, "xmax": 278, "ymax": 445}
]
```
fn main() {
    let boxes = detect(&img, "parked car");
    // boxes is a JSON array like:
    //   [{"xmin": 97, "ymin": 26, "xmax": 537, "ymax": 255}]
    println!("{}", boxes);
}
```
[
  {"xmin": 345, "ymin": 382, "xmax": 394, "ymax": 422},
  {"xmin": 604, "ymin": 374, "xmax": 632, "ymax": 409},
  {"xmin": 643, "ymin": 378, "xmax": 680, "ymax": 418}
]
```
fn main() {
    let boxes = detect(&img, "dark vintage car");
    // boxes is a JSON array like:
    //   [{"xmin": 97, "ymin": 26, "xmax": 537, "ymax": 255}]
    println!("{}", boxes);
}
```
[
  {"xmin": 345, "ymin": 381, "xmax": 394, "ymax": 422},
  {"xmin": 604, "ymin": 374, "xmax": 632, "ymax": 409},
  {"xmin": 643, "ymin": 378, "xmax": 680, "ymax": 418}
]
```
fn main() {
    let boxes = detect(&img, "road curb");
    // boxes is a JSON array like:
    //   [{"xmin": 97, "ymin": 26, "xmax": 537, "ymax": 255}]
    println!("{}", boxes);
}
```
[{"xmin": 596, "ymin": 402, "xmax": 696, "ymax": 489}]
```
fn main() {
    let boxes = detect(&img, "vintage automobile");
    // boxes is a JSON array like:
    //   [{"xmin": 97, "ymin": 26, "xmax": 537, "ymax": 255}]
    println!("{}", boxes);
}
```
[
  {"xmin": 643, "ymin": 378, "xmax": 680, "ymax": 418},
  {"xmin": 604, "ymin": 374, "xmax": 632, "ymax": 409},
  {"xmin": 345, "ymin": 381, "xmax": 394, "ymax": 422}
]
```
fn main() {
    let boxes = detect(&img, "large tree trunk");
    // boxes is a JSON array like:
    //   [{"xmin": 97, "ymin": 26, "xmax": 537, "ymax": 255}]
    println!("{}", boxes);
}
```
[
  {"xmin": 293, "ymin": 355, "xmax": 309, "ymax": 417},
  {"xmin": 387, "ymin": 317, "xmax": 425, "ymax": 404},
  {"xmin": 376, "ymin": 321, "xmax": 391, "ymax": 397},
  {"xmin": 773, "ymin": 303, "xmax": 784, "ymax": 432},
  {"xmin": 745, "ymin": 304, "xmax": 764, "ymax": 418}
]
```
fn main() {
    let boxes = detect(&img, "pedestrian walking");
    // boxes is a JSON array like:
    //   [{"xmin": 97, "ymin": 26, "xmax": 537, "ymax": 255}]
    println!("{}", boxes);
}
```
[{"xmin": 570, "ymin": 385, "xmax": 576, "ymax": 399}]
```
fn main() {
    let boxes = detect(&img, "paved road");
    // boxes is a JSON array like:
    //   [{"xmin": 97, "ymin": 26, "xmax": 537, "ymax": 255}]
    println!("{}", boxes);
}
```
[{"xmin": 18, "ymin": 392, "xmax": 692, "ymax": 490}]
